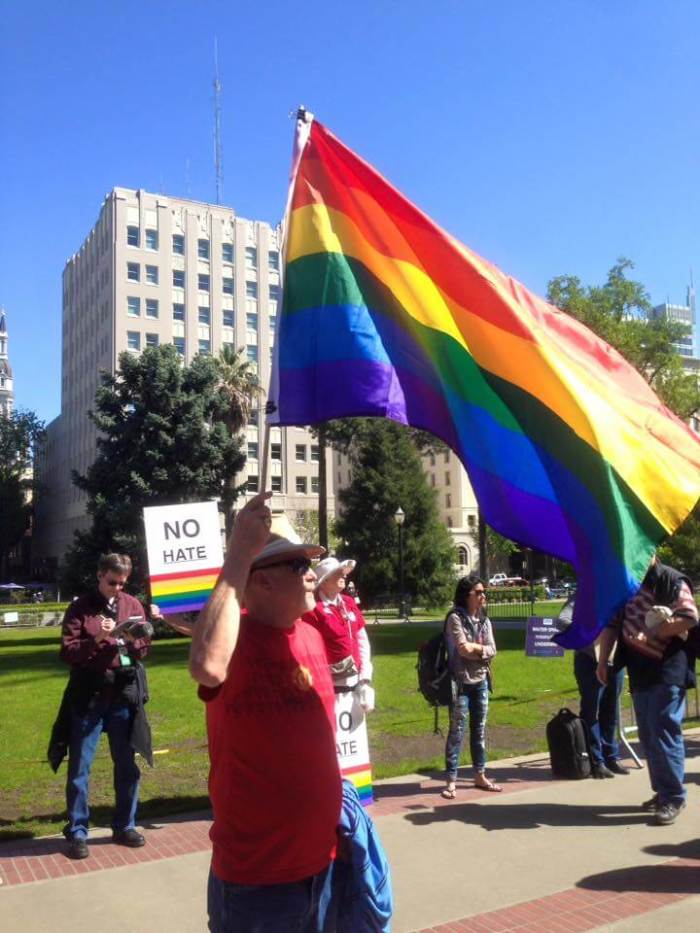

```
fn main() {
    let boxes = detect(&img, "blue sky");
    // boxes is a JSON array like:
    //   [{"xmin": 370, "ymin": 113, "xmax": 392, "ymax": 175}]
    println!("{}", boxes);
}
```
[{"xmin": 1, "ymin": 0, "xmax": 698, "ymax": 423}]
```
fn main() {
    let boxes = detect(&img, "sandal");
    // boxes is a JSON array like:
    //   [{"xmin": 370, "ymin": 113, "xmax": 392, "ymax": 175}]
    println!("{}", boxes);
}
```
[
  {"xmin": 440, "ymin": 785, "xmax": 456, "ymax": 800},
  {"xmin": 475, "ymin": 776, "xmax": 502, "ymax": 792}
]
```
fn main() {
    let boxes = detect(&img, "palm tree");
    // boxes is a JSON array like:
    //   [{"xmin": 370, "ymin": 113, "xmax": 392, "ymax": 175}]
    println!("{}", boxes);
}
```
[{"xmin": 216, "ymin": 346, "xmax": 264, "ymax": 533}]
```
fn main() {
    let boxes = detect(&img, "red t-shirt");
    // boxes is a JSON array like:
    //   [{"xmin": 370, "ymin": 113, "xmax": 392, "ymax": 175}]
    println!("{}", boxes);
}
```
[
  {"xmin": 303, "ymin": 595, "xmax": 367, "ymax": 667},
  {"xmin": 199, "ymin": 612, "xmax": 341, "ymax": 885}
]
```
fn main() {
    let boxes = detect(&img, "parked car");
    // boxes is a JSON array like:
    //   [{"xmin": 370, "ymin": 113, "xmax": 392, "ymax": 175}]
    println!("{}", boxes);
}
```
[{"xmin": 489, "ymin": 573, "xmax": 508, "ymax": 586}]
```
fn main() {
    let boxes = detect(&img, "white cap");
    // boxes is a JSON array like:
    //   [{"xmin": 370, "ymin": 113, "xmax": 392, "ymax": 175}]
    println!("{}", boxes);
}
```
[{"xmin": 252, "ymin": 533, "xmax": 325, "ymax": 570}]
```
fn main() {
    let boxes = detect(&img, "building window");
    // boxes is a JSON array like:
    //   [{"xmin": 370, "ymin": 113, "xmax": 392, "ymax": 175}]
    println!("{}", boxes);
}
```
[
  {"xmin": 269, "ymin": 313, "xmax": 277, "ymax": 331},
  {"xmin": 172, "ymin": 234, "xmax": 185, "ymax": 255},
  {"xmin": 247, "ymin": 474, "xmax": 259, "ymax": 493},
  {"xmin": 223, "ymin": 309, "xmax": 234, "ymax": 327},
  {"xmin": 145, "ymin": 299, "xmax": 159, "ymax": 319},
  {"xmin": 173, "ymin": 269, "xmax": 185, "ymax": 288},
  {"xmin": 458, "ymin": 546, "xmax": 468, "ymax": 566},
  {"xmin": 247, "ymin": 441, "xmax": 259, "ymax": 460},
  {"xmin": 146, "ymin": 333, "xmax": 159, "ymax": 348},
  {"xmin": 310, "ymin": 444, "xmax": 320, "ymax": 462},
  {"xmin": 127, "ymin": 226, "xmax": 139, "ymax": 247},
  {"xmin": 311, "ymin": 476, "xmax": 319, "ymax": 494},
  {"xmin": 295, "ymin": 444, "xmax": 307, "ymax": 461},
  {"xmin": 268, "ymin": 250, "xmax": 279, "ymax": 270},
  {"xmin": 248, "ymin": 408, "xmax": 258, "ymax": 426},
  {"xmin": 198, "ymin": 239, "xmax": 210, "ymax": 260},
  {"xmin": 271, "ymin": 442, "xmax": 282, "ymax": 461},
  {"xmin": 246, "ymin": 311, "xmax": 258, "ymax": 330},
  {"xmin": 245, "ymin": 246, "xmax": 257, "ymax": 267},
  {"xmin": 429, "ymin": 453, "xmax": 435, "ymax": 466},
  {"xmin": 269, "ymin": 284, "xmax": 280, "ymax": 302},
  {"xmin": 222, "ymin": 277, "xmax": 234, "ymax": 295},
  {"xmin": 127, "ymin": 262, "xmax": 140, "ymax": 282},
  {"xmin": 145, "ymin": 229, "xmax": 158, "ymax": 250},
  {"xmin": 198, "ymin": 339, "xmax": 211, "ymax": 355},
  {"xmin": 296, "ymin": 476, "xmax": 308, "ymax": 494},
  {"xmin": 127, "ymin": 296, "xmax": 141, "ymax": 317},
  {"xmin": 246, "ymin": 344, "xmax": 258, "ymax": 363},
  {"xmin": 222, "ymin": 243, "xmax": 233, "ymax": 263},
  {"xmin": 173, "ymin": 336, "xmax": 185, "ymax": 356},
  {"xmin": 198, "ymin": 306, "xmax": 211, "ymax": 325},
  {"xmin": 127, "ymin": 331, "xmax": 141, "ymax": 351},
  {"xmin": 198, "ymin": 273, "xmax": 210, "ymax": 292},
  {"xmin": 245, "ymin": 281, "xmax": 258, "ymax": 299},
  {"xmin": 172, "ymin": 303, "xmax": 185, "ymax": 321},
  {"xmin": 467, "ymin": 515, "xmax": 476, "ymax": 529},
  {"xmin": 446, "ymin": 493, "xmax": 452, "ymax": 508},
  {"xmin": 271, "ymin": 475, "xmax": 283, "ymax": 493},
  {"xmin": 145, "ymin": 265, "xmax": 159, "ymax": 285},
  {"xmin": 447, "ymin": 516, "xmax": 453, "ymax": 528},
  {"xmin": 445, "ymin": 472, "xmax": 451, "ymax": 486},
  {"xmin": 430, "ymin": 474, "xmax": 435, "ymax": 487},
  {"xmin": 444, "ymin": 450, "xmax": 450, "ymax": 463}
]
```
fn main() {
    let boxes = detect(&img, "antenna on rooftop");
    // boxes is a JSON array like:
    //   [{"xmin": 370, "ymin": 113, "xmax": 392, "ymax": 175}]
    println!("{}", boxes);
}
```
[{"xmin": 213, "ymin": 36, "xmax": 224, "ymax": 204}]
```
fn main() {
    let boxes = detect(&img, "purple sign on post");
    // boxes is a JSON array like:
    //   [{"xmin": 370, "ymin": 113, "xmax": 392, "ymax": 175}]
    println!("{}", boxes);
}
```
[{"xmin": 525, "ymin": 616, "xmax": 565, "ymax": 657}]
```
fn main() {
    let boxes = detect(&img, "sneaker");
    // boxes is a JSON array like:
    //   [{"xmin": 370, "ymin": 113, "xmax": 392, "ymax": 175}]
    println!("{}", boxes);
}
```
[
  {"xmin": 642, "ymin": 794, "xmax": 660, "ymax": 812},
  {"xmin": 66, "ymin": 836, "xmax": 89, "ymax": 860},
  {"xmin": 606, "ymin": 760, "xmax": 630, "ymax": 775},
  {"xmin": 112, "ymin": 829, "xmax": 146, "ymax": 848},
  {"xmin": 591, "ymin": 764, "xmax": 615, "ymax": 779},
  {"xmin": 654, "ymin": 801, "xmax": 686, "ymax": 826}
]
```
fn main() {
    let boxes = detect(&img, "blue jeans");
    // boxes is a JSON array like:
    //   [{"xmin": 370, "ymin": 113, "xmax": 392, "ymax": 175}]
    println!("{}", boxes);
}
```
[
  {"xmin": 64, "ymin": 698, "xmax": 140, "ymax": 839},
  {"xmin": 207, "ymin": 864, "xmax": 335, "ymax": 933},
  {"xmin": 574, "ymin": 652, "xmax": 624, "ymax": 766},
  {"xmin": 445, "ymin": 679, "xmax": 489, "ymax": 781},
  {"xmin": 633, "ymin": 683, "xmax": 687, "ymax": 806}
]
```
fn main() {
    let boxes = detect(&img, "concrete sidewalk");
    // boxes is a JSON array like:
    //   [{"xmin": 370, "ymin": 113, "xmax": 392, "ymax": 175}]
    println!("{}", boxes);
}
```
[{"xmin": 1, "ymin": 735, "xmax": 699, "ymax": 932}]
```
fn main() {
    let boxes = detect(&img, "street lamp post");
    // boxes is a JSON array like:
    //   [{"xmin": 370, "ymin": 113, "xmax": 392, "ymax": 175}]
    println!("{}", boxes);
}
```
[{"xmin": 394, "ymin": 507, "xmax": 406, "ymax": 620}]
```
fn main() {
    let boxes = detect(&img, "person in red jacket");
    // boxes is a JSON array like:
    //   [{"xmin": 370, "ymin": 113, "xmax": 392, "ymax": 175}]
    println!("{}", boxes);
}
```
[{"xmin": 304, "ymin": 557, "xmax": 374, "ymax": 713}]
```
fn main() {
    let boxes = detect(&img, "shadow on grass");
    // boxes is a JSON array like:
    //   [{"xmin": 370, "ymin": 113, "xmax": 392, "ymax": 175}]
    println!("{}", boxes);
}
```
[{"xmin": 0, "ymin": 794, "xmax": 211, "ymax": 844}]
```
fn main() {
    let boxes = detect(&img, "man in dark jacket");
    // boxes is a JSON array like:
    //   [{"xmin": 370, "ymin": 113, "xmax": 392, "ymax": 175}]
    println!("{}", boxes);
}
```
[
  {"xmin": 58, "ymin": 553, "xmax": 157, "ymax": 860},
  {"xmin": 597, "ymin": 557, "xmax": 697, "ymax": 826}
]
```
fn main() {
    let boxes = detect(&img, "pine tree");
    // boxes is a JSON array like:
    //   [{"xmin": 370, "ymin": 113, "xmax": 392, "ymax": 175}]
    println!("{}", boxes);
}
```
[
  {"xmin": 334, "ymin": 420, "xmax": 456, "ymax": 609},
  {"xmin": 60, "ymin": 345, "xmax": 246, "ymax": 595}
]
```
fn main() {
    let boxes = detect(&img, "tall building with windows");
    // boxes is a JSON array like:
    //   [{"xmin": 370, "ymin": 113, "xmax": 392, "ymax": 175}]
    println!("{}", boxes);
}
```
[
  {"xmin": 34, "ymin": 188, "xmax": 334, "ymax": 568},
  {"xmin": 652, "ymin": 282, "xmax": 698, "ymax": 359},
  {"xmin": 0, "ymin": 309, "xmax": 14, "ymax": 417}
]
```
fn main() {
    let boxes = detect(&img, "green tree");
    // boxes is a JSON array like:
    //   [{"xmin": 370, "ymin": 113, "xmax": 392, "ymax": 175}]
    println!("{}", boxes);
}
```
[
  {"xmin": 60, "ymin": 345, "xmax": 247, "ymax": 596},
  {"xmin": 0, "ymin": 409, "xmax": 45, "ymax": 578},
  {"xmin": 215, "ymin": 345, "xmax": 264, "ymax": 534},
  {"xmin": 334, "ymin": 420, "xmax": 456, "ymax": 609},
  {"xmin": 548, "ymin": 259, "xmax": 700, "ymax": 577},
  {"xmin": 469, "ymin": 524, "xmax": 518, "ymax": 576}
]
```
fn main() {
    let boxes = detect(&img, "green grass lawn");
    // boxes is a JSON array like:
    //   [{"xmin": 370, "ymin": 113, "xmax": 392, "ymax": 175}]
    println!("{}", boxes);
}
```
[{"xmin": 0, "ymin": 621, "xmax": 587, "ymax": 840}]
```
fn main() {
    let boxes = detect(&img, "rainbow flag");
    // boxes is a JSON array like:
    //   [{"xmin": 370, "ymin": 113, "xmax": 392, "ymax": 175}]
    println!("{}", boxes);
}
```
[
  {"xmin": 269, "ymin": 117, "xmax": 700, "ymax": 647},
  {"xmin": 342, "ymin": 762, "xmax": 374, "ymax": 807},
  {"xmin": 149, "ymin": 566, "xmax": 221, "ymax": 614}
]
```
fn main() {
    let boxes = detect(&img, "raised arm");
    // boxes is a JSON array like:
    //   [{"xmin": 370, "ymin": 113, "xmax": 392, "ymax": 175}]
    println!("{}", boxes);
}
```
[{"xmin": 189, "ymin": 492, "xmax": 272, "ymax": 687}]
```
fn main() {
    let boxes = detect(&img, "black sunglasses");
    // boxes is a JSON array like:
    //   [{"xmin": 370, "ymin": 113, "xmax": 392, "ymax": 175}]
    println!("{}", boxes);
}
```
[{"xmin": 262, "ymin": 557, "xmax": 312, "ymax": 576}]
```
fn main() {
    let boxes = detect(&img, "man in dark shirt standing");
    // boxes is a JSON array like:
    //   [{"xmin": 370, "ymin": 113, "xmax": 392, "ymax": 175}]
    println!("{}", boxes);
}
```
[
  {"xmin": 597, "ymin": 557, "xmax": 698, "ymax": 825},
  {"xmin": 59, "ymin": 553, "xmax": 156, "ymax": 859}
]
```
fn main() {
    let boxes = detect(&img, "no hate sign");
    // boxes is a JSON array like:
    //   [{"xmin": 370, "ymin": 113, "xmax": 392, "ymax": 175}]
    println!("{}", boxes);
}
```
[{"xmin": 144, "ymin": 501, "xmax": 224, "ymax": 614}]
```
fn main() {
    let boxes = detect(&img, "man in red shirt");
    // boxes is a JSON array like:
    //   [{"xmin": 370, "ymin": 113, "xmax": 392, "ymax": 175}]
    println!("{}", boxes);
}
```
[{"xmin": 190, "ymin": 492, "xmax": 342, "ymax": 932}]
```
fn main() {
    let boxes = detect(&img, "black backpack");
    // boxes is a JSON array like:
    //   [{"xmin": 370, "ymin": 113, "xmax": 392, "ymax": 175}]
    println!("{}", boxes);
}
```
[
  {"xmin": 546, "ymin": 708, "xmax": 592, "ymax": 779},
  {"xmin": 416, "ymin": 619, "xmax": 454, "ymax": 707}
]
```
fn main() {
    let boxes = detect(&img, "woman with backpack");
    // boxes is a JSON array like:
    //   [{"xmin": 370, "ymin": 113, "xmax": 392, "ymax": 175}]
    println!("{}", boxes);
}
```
[{"xmin": 441, "ymin": 573, "xmax": 500, "ymax": 799}]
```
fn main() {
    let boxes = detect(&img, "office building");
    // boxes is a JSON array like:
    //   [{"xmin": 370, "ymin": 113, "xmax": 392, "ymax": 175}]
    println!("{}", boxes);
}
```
[
  {"xmin": 0, "ymin": 310, "xmax": 13, "ymax": 418},
  {"xmin": 34, "ymin": 188, "xmax": 334, "ymax": 568}
]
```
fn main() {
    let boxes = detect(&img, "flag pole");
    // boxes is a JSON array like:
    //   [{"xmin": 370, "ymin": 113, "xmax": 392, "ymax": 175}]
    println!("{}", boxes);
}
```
[{"xmin": 261, "ymin": 106, "xmax": 314, "ymax": 494}]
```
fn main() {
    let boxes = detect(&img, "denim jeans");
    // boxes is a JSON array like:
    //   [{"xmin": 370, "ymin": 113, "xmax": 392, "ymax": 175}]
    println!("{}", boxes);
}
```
[
  {"xmin": 574, "ymin": 652, "xmax": 624, "ymax": 766},
  {"xmin": 207, "ymin": 864, "xmax": 335, "ymax": 933},
  {"xmin": 633, "ymin": 683, "xmax": 687, "ymax": 806},
  {"xmin": 445, "ymin": 678, "xmax": 489, "ymax": 781},
  {"xmin": 64, "ymin": 698, "xmax": 140, "ymax": 839}
]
